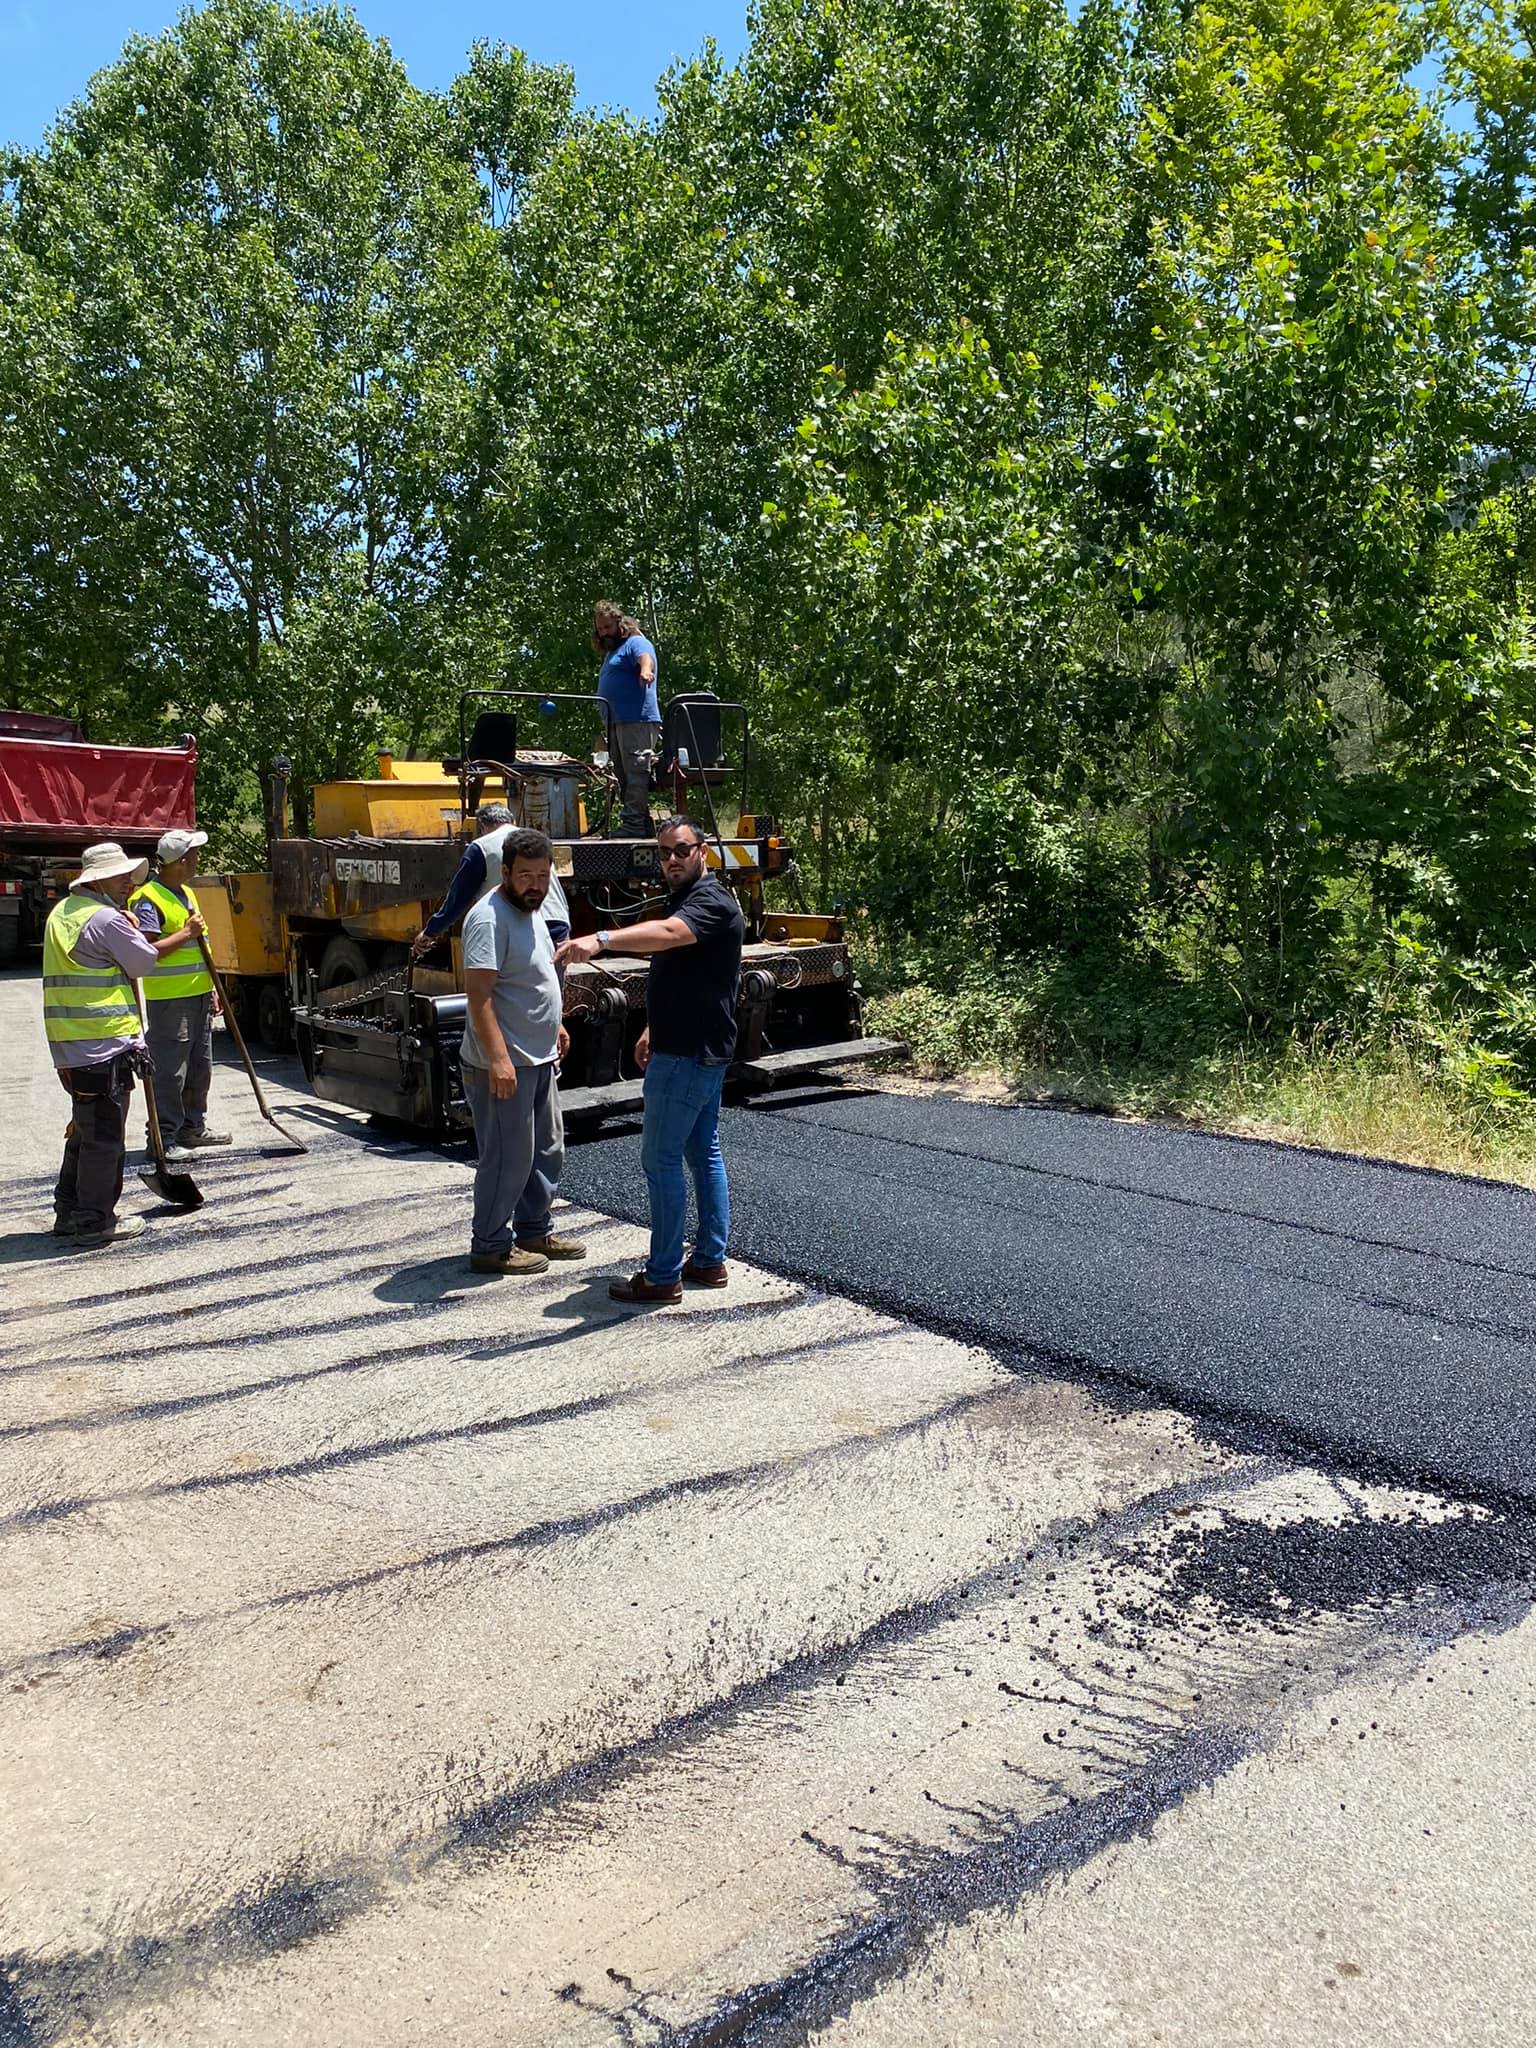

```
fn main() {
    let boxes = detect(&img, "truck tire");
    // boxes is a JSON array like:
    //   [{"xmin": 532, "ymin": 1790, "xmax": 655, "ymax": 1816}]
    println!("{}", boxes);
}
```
[
  {"xmin": 0, "ymin": 916, "xmax": 19, "ymax": 966},
  {"xmin": 221, "ymin": 975, "xmax": 256, "ymax": 1039},
  {"xmin": 256, "ymin": 979, "xmax": 290, "ymax": 1049},
  {"xmin": 318, "ymin": 936, "xmax": 368, "ymax": 992}
]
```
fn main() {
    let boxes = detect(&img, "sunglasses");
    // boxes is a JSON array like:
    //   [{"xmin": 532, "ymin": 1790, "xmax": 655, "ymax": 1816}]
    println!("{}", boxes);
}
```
[{"xmin": 659, "ymin": 842, "xmax": 703, "ymax": 860}]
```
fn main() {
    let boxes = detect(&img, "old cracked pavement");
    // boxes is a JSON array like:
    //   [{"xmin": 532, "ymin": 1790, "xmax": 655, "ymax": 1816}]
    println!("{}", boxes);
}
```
[{"xmin": 1, "ymin": 962, "xmax": 1533, "ymax": 2046}]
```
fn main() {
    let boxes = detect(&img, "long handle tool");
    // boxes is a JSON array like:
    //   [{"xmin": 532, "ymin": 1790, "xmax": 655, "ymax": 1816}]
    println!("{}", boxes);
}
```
[
  {"xmin": 133, "ymin": 983, "xmax": 204, "ymax": 1207},
  {"xmin": 197, "ymin": 934, "xmax": 310, "ymax": 1155}
]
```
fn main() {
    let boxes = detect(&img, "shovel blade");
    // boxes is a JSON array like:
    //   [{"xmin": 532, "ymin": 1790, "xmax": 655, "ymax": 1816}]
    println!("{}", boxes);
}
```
[{"xmin": 137, "ymin": 1161, "xmax": 204, "ymax": 1208}]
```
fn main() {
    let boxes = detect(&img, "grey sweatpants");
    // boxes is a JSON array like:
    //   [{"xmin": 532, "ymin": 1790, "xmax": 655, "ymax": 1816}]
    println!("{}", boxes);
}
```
[
  {"xmin": 613, "ymin": 719, "xmax": 661, "ymax": 837},
  {"xmin": 144, "ymin": 992, "xmax": 213, "ymax": 1146},
  {"xmin": 463, "ymin": 1060, "xmax": 564, "ymax": 1254}
]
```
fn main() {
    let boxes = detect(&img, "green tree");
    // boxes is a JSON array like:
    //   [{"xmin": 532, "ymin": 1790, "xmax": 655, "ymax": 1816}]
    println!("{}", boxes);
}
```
[
  {"xmin": 0, "ymin": 0, "xmax": 556, "ymax": 819},
  {"xmin": 1098, "ymin": 0, "xmax": 1488, "ymax": 1010}
]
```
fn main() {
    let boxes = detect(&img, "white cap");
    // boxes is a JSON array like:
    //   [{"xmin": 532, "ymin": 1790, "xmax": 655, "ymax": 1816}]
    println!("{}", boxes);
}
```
[
  {"xmin": 73, "ymin": 842, "xmax": 150, "ymax": 889},
  {"xmin": 155, "ymin": 828, "xmax": 208, "ymax": 865}
]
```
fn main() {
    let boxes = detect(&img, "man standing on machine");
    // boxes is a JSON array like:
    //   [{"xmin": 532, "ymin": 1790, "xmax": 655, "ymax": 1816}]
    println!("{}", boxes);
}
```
[
  {"xmin": 592, "ymin": 600, "xmax": 660, "ymax": 838},
  {"xmin": 130, "ymin": 828, "xmax": 228, "ymax": 1163}
]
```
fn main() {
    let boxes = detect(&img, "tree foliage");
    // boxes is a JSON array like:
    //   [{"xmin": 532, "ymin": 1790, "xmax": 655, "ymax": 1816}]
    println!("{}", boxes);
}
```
[
  {"xmin": 8, "ymin": 0, "xmax": 1536, "ymax": 1054},
  {"xmin": 0, "ymin": 0, "xmax": 526, "ymax": 819}
]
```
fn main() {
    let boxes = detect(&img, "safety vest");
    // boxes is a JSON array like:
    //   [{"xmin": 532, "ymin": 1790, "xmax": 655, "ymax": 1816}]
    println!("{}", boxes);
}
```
[
  {"xmin": 475, "ymin": 825, "xmax": 514, "ymax": 903},
  {"xmin": 41, "ymin": 893, "xmax": 143, "ymax": 1048},
  {"xmin": 128, "ymin": 878, "xmax": 213, "ymax": 1000},
  {"xmin": 472, "ymin": 826, "xmax": 570, "ymax": 929}
]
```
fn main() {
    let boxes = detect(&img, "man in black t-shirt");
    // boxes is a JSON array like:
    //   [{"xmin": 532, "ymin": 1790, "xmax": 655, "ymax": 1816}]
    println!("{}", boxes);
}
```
[{"xmin": 554, "ymin": 815, "xmax": 744, "ymax": 1301}]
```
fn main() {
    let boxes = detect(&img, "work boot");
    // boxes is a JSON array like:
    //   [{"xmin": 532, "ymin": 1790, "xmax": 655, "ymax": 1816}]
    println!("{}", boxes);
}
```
[
  {"xmin": 469, "ymin": 1246, "xmax": 550, "ymax": 1276},
  {"xmin": 158, "ymin": 1145, "xmax": 198, "ymax": 1164},
  {"xmin": 73, "ymin": 1214, "xmax": 148, "ymax": 1251},
  {"xmin": 179, "ymin": 1129, "xmax": 233, "ymax": 1148},
  {"xmin": 681, "ymin": 1258, "xmax": 729, "ymax": 1288},
  {"xmin": 516, "ymin": 1233, "xmax": 587, "ymax": 1260},
  {"xmin": 51, "ymin": 1213, "xmax": 76, "ymax": 1238},
  {"xmin": 608, "ymin": 1271, "xmax": 684, "ymax": 1304}
]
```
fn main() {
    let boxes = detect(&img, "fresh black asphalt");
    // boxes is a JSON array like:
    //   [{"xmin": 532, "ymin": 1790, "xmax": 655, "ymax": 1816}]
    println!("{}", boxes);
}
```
[{"xmin": 563, "ymin": 1087, "xmax": 1536, "ymax": 1504}]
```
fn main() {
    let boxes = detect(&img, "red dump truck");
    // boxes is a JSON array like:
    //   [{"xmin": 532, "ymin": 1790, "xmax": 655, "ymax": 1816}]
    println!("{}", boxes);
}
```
[{"xmin": 0, "ymin": 710, "xmax": 198, "ymax": 961}]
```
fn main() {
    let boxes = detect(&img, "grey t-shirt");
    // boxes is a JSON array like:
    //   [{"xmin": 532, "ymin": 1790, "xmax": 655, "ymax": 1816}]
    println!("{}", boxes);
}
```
[{"xmin": 460, "ymin": 889, "xmax": 562, "ymax": 1069}]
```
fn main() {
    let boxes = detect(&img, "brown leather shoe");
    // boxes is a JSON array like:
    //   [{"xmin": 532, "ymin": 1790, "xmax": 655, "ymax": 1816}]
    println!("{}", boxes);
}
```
[
  {"xmin": 608, "ymin": 1270, "xmax": 683, "ymax": 1304},
  {"xmin": 681, "ymin": 1258, "xmax": 728, "ymax": 1288},
  {"xmin": 516, "ymin": 1234, "xmax": 587, "ymax": 1260},
  {"xmin": 469, "ymin": 1246, "xmax": 549, "ymax": 1276}
]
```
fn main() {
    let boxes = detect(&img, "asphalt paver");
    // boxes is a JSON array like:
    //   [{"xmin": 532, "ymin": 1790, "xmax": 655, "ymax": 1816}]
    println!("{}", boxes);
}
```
[{"xmin": 563, "ymin": 1085, "xmax": 1536, "ymax": 1500}]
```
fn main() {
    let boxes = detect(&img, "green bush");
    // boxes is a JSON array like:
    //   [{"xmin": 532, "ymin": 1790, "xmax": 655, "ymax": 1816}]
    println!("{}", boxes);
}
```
[{"xmin": 864, "ymin": 930, "xmax": 1536, "ymax": 1152}]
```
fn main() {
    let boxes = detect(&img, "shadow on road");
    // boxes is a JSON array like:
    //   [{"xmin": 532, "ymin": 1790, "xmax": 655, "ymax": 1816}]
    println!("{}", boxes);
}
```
[
  {"xmin": 374, "ymin": 1263, "xmax": 644, "ymax": 1322},
  {"xmin": 269, "ymin": 1099, "xmax": 468, "ymax": 1155},
  {"xmin": 734, "ymin": 1084, "xmax": 883, "ymax": 1116},
  {"xmin": 565, "ymin": 1116, "xmax": 642, "ymax": 1147},
  {"xmin": 374, "ymin": 1256, "xmax": 506, "ymax": 1304},
  {"xmin": 0, "ymin": 1225, "xmax": 65, "ymax": 1267},
  {"xmin": 539, "ymin": 1272, "xmax": 638, "ymax": 1318}
]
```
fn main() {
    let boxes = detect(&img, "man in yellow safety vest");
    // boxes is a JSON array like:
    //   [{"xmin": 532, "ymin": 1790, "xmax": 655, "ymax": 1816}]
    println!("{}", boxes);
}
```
[
  {"xmin": 43, "ymin": 840, "xmax": 206, "ymax": 1248},
  {"xmin": 130, "ymin": 828, "xmax": 229, "ymax": 1162}
]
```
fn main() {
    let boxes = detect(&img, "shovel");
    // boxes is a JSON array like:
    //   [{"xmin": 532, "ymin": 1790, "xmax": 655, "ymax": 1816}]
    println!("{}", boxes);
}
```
[
  {"xmin": 196, "ymin": 934, "xmax": 310, "ymax": 1155},
  {"xmin": 133, "ymin": 982, "xmax": 204, "ymax": 1208}
]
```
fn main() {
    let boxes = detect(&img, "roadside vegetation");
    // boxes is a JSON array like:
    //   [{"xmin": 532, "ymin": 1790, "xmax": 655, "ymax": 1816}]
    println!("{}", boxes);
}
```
[
  {"xmin": 866, "ymin": 950, "xmax": 1536, "ymax": 1185},
  {"xmin": 7, "ymin": 0, "xmax": 1536, "ymax": 1175}
]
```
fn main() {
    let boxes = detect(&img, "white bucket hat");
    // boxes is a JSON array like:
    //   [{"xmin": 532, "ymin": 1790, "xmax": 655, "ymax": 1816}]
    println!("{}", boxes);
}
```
[
  {"xmin": 73, "ymin": 842, "xmax": 150, "ymax": 889},
  {"xmin": 155, "ymin": 827, "xmax": 208, "ymax": 865}
]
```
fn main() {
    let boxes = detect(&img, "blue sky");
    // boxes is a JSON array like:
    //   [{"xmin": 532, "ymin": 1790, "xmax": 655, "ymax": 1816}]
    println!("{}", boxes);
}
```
[{"xmin": 0, "ymin": 0, "xmax": 750, "ymax": 151}]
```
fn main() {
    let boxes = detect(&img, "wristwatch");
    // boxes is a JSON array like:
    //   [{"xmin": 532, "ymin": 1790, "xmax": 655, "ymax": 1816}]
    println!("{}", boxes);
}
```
[{"xmin": 597, "ymin": 930, "xmax": 611, "ymax": 952}]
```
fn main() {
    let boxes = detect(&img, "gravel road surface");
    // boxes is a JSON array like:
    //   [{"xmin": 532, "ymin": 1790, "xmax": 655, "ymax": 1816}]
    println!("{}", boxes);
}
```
[{"xmin": 2, "ymin": 966, "xmax": 1534, "ymax": 2047}]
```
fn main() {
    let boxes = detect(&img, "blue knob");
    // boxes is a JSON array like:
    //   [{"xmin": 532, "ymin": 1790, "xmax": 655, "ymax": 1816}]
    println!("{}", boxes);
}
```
[{"xmin": 539, "ymin": 697, "xmax": 558, "ymax": 717}]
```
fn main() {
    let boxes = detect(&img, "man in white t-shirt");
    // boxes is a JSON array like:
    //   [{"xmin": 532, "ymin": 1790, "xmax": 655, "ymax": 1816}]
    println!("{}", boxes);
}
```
[{"xmin": 459, "ymin": 827, "xmax": 586, "ymax": 1275}]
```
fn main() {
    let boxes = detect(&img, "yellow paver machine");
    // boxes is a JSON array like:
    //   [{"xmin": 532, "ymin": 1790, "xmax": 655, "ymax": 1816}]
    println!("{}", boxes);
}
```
[{"xmin": 202, "ymin": 690, "xmax": 902, "ymax": 1130}]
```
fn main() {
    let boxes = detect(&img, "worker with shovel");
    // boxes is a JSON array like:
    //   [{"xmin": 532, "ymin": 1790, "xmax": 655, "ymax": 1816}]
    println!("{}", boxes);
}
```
[
  {"xmin": 130, "ymin": 828, "xmax": 230, "ymax": 1163},
  {"xmin": 42, "ymin": 841, "xmax": 205, "ymax": 1248}
]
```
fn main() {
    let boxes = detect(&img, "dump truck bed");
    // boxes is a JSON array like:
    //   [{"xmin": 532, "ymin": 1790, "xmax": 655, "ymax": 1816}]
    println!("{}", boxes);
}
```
[
  {"xmin": 0, "ymin": 717, "xmax": 199, "ymax": 958},
  {"xmin": 0, "ymin": 728, "xmax": 197, "ymax": 847}
]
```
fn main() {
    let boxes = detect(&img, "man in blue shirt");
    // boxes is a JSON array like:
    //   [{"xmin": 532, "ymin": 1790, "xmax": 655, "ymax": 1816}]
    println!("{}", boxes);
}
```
[{"xmin": 592, "ymin": 599, "xmax": 659, "ymax": 837}]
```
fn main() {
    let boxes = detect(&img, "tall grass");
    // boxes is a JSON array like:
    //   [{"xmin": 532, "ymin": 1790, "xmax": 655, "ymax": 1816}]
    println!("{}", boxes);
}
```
[{"xmin": 864, "ymin": 953, "xmax": 1536, "ymax": 1188}]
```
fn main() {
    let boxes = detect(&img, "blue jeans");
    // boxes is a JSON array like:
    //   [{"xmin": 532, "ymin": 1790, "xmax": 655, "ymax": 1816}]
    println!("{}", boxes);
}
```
[{"xmin": 641, "ymin": 1052, "xmax": 729, "ymax": 1285}]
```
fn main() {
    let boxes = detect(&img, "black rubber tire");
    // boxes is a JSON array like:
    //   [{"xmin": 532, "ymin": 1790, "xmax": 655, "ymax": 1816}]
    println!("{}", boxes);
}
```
[
  {"xmin": 256, "ymin": 979, "xmax": 290, "ymax": 1049},
  {"xmin": 317, "ymin": 935, "xmax": 368, "ymax": 991},
  {"xmin": 0, "ymin": 917, "xmax": 20, "ymax": 966},
  {"xmin": 223, "ymin": 975, "xmax": 258, "ymax": 1038}
]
